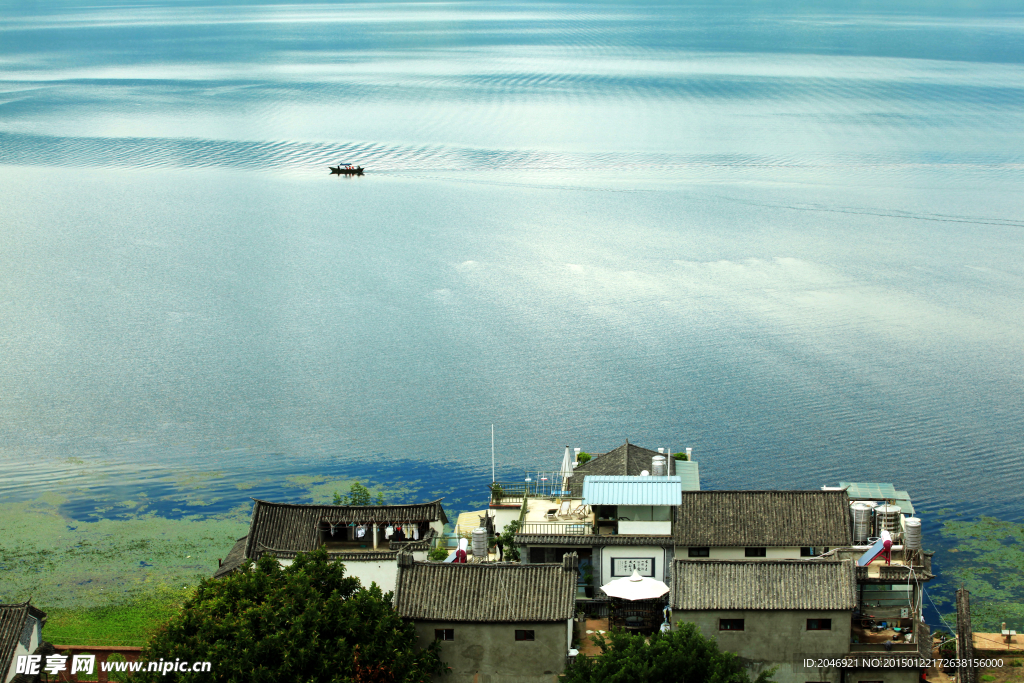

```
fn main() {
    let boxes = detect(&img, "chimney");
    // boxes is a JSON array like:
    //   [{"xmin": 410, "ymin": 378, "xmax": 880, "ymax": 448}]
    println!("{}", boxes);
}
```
[
  {"xmin": 562, "ymin": 552, "xmax": 578, "ymax": 572},
  {"xmin": 686, "ymin": 447, "xmax": 693, "ymax": 460},
  {"xmin": 574, "ymin": 448, "xmax": 581, "ymax": 462}
]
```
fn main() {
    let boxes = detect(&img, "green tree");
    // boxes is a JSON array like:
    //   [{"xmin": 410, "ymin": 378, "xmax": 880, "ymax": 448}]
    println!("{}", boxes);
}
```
[
  {"xmin": 428, "ymin": 544, "xmax": 450, "ymax": 561},
  {"xmin": 564, "ymin": 622, "xmax": 776, "ymax": 683},
  {"xmin": 333, "ymin": 482, "xmax": 385, "ymax": 506},
  {"xmin": 497, "ymin": 519, "xmax": 522, "ymax": 562},
  {"xmin": 576, "ymin": 452, "xmax": 592, "ymax": 464},
  {"xmin": 136, "ymin": 547, "xmax": 443, "ymax": 682}
]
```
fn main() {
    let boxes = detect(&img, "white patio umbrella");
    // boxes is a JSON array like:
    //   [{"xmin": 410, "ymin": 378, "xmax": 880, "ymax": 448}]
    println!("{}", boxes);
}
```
[
  {"xmin": 600, "ymin": 570, "xmax": 670, "ymax": 601},
  {"xmin": 559, "ymin": 446, "xmax": 574, "ymax": 494}
]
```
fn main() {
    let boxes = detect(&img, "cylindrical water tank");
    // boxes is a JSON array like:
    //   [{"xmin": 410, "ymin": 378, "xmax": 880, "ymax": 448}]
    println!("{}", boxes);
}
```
[
  {"xmin": 652, "ymin": 456, "xmax": 667, "ymax": 476},
  {"xmin": 875, "ymin": 504, "xmax": 902, "ymax": 538},
  {"xmin": 850, "ymin": 503, "xmax": 873, "ymax": 544},
  {"xmin": 904, "ymin": 517, "xmax": 922, "ymax": 550},
  {"xmin": 472, "ymin": 527, "xmax": 488, "ymax": 558}
]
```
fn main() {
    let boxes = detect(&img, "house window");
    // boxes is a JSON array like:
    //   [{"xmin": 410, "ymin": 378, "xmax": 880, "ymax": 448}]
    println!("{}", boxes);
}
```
[
  {"xmin": 719, "ymin": 619, "xmax": 744, "ymax": 631},
  {"xmin": 807, "ymin": 619, "xmax": 832, "ymax": 631},
  {"xmin": 800, "ymin": 547, "xmax": 815, "ymax": 557},
  {"xmin": 744, "ymin": 547, "xmax": 767, "ymax": 557},
  {"xmin": 435, "ymin": 629, "xmax": 454, "ymax": 641},
  {"xmin": 688, "ymin": 547, "xmax": 710, "ymax": 557},
  {"xmin": 515, "ymin": 630, "xmax": 535, "ymax": 641}
]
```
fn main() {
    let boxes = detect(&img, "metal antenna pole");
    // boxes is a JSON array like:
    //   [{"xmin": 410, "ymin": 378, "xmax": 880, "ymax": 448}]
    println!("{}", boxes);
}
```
[{"xmin": 491, "ymin": 424, "xmax": 495, "ymax": 483}]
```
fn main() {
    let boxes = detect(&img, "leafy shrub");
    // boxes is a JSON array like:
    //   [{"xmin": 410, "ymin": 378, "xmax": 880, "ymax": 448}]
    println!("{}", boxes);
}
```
[
  {"xmin": 565, "ymin": 622, "xmax": 775, "ymax": 683},
  {"xmin": 497, "ymin": 520, "xmax": 522, "ymax": 562},
  {"xmin": 428, "ymin": 544, "xmax": 450, "ymax": 561},
  {"xmin": 136, "ymin": 547, "xmax": 442, "ymax": 682}
]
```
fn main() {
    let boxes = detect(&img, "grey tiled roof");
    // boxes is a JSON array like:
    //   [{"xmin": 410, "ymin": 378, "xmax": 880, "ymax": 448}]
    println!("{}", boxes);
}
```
[
  {"xmin": 674, "ymin": 491, "xmax": 852, "ymax": 547},
  {"xmin": 671, "ymin": 559, "xmax": 857, "ymax": 610},
  {"xmin": 569, "ymin": 443, "xmax": 668, "ymax": 491},
  {"xmin": 395, "ymin": 561, "xmax": 577, "ymax": 622},
  {"xmin": 1, "ymin": 603, "xmax": 46, "ymax": 675},
  {"xmin": 568, "ymin": 443, "xmax": 683, "ymax": 495},
  {"xmin": 243, "ymin": 499, "xmax": 448, "ymax": 558},
  {"xmin": 214, "ymin": 536, "xmax": 249, "ymax": 578}
]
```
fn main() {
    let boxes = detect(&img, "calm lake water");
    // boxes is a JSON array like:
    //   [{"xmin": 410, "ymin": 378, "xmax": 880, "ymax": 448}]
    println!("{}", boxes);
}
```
[{"xmin": 1, "ymin": 0, "xmax": 1023, "ymax": 622}]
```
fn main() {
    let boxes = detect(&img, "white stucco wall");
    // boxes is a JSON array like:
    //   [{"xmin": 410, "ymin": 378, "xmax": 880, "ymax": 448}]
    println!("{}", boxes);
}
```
[
  {"xmin": 601, "ymin": 546, "xmax": 666, "ymax": 582},
  {"xmin": 277, "ymin": 558, "xmax": 400, "ymax": 594},
  {"xmin": 618, "ymin": 520, "xmax": 671, "ymax": 535},
  {"xmin": 4, "ymin": 614, "xmax": 41, "ymax": 683}
]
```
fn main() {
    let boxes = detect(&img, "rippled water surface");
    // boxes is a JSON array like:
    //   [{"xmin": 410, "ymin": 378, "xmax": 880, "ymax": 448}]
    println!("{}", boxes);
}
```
[{"xmin": 1, "ymin": 0, "xmax": 1022, "ymax": 538}]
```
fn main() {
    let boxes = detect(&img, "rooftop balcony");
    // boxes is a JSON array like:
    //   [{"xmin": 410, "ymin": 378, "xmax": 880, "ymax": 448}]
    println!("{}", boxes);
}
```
[
  {"xmin": 852, "ymin": 549, "xmax": 934, "ymax": 581},
  {"xmin": 850, "ymin": 617, "xmax": 929, "ymax": 656},
  {"xmin": 489, "ymin": 474, "xmax": 574, "ymax": 507}
]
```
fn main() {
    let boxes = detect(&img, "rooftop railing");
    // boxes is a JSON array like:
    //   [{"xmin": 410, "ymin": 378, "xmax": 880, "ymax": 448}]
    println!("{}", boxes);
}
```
[
  {"xmin": 489, "ymin": 477, "xmax": 579, "ymax": 505},
  {"xmin": 519, "ymin": 522, "xmax": 594, "ymax": 535}
]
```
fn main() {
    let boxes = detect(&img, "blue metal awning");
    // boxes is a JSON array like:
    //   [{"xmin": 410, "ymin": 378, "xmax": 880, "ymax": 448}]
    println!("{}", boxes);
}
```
[{"xmin": 583, "ymin": 476, "xmax": 683, "ymax": 506}]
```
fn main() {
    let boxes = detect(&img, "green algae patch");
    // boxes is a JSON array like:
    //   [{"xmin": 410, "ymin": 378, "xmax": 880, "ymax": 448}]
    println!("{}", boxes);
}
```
[
  {"xmin": 938, "ymin": 515, "xmax": 1024, "ymax": 632},
  {"xmin": 0, "ymin": 496, "xmax": 248, "ymax": 612},
  {"xmin": 44, "ymin": 586, "xmax": 195, "ymax": 647}
]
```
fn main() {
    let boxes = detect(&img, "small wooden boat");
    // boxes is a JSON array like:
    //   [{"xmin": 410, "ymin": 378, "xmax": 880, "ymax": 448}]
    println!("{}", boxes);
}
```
[{"xmin": 329, "ymin": 164, "xmax": 364, "ymax": 176}]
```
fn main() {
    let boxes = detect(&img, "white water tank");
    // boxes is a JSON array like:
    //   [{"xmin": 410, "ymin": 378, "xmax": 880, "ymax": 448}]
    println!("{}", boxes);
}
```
[
  {"xmin": 850, "ymin": 503, "xmax": 873, "ymax": 544},
  {"xmin": 472, "ymin": 527, "xmax": 488, "ymax": 558},
  {"xmin": 652, "ymin": 456, "xmax": 667, "ymax": 476},
  {"xmin": 875, "ymin": 504, "xmax": 902, "ymax": 538},
  {"xmin": 904, "ymin": 517, "xmax": 922, "ymax": 550}
]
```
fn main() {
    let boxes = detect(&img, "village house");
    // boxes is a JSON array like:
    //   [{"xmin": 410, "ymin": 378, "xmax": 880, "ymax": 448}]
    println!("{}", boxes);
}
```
[
  {"xmin": 667, "ymin": 484, "xmax": 934, "ymax": 683},
  {"xmin": 567, "ymin": 442, "xmax": 700, "ymax": 494},
  {"xmin": 671, "ymin": 559, "xmax": 858, "ymax": 683},
  {"xmin": 673, "ymin": 490, "xmax": 854, "ymax": 560},
  {"xmin": 215, "ymin": 498, "xmax": 448, "ymax": 594},
  {"xmin": 1, "ymin": 602, "xmax": 46, "ymax": 683},
  {"xmin": 493, "ymin": 443, "xmax": 700, "ymax": 603},
  {"xmin": 208, "ymin": 447, "xmax": 937, "ymax": 683},
  {"xmin": 393, "ymin": 554, "xmax": 578, "ymax": 683}
]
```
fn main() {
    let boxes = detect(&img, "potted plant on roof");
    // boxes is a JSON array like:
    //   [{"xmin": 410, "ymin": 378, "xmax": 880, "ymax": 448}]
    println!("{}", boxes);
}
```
[{"xmin": 489, "ymin": 482, "xmax": 503, "ymax": 504}]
